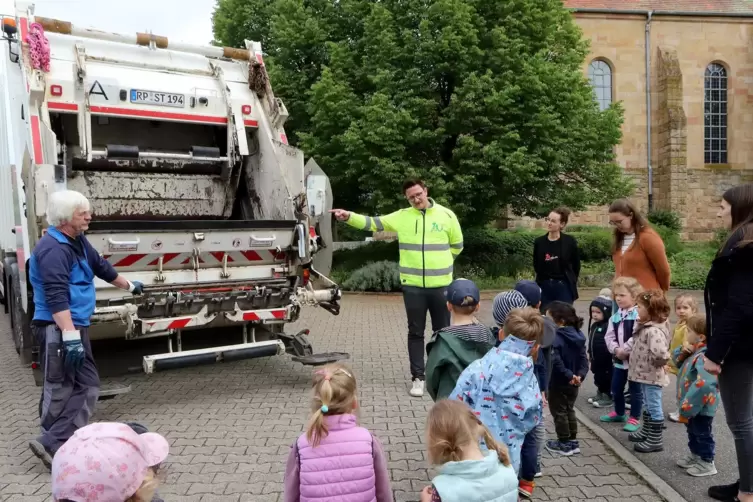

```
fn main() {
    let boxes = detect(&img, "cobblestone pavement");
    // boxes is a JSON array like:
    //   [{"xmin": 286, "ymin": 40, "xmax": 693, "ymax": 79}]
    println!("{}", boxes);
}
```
[{"xmin": 0, "ymin": 295, "xmax": 667, "ymax": 501}]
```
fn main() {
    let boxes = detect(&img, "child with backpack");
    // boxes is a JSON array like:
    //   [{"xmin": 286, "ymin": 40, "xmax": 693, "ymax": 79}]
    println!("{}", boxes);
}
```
[
  {"xmin": 672, "ymin": 314, "xmax": 719, "ymax": 477},
  {"xmin": 284, "ymin": 363, "xmax": 393, "ymax": 502}
]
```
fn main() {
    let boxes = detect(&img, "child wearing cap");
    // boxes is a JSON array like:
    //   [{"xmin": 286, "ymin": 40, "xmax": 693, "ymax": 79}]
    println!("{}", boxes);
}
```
[
  {"xmin": 426, "ymin": 279, "xmax": 496, "ymax": 401},
  {"xmin": 588, "ymin": 290, "xmax": 614, "ymax": 409},
  {"xmin": 450, "ymin": 292, "xmax": 544, "ymax": 474},
  {"xmin": 51, "ymin": 422, "xmax": 169, "ymax": 502}
]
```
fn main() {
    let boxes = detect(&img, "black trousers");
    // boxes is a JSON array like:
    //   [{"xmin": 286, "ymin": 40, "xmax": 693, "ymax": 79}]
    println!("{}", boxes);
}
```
[
  {"xmin": 591, "ymin": 358, "xmax": 613, "ymax": 395},
  {"xmin": 402, "ymin": 286, "xmax": 450, "ymax": 380},
  {"xmin": 549, "ymin": 385, "xmax": 579, "ymax": 441}
]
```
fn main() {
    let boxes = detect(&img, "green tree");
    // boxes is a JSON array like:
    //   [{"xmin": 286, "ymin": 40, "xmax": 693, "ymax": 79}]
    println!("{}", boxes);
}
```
[{"xmin": 213, "ymin": 0, "xmax": 630, "ymax": 223}]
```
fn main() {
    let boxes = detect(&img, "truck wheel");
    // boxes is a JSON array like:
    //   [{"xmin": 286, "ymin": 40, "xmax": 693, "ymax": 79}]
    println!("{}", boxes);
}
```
[{"xmin": 9, "ymin": 269, "xmax": 33, "ymax": 365}]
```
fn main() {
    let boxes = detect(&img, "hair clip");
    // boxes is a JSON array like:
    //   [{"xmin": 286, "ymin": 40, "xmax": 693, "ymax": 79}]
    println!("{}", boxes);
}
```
[{"xmin": 321, "ymin": 405, "xmax": 329, "ymax": 413}]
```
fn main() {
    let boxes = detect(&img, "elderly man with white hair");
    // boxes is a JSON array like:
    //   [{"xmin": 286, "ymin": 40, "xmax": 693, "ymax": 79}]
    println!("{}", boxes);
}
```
[{"xmin": 26, "ymin": 190, "xmax": 144, "ymax": 469}]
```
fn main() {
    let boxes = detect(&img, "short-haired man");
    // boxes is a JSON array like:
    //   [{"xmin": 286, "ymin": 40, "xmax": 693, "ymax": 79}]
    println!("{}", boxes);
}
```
[
  {"xmin": 331, "ymin": 179, "xmax": 463, "ymax": 396},
  {"xmin": 28, "ymin": 190, "xmax": 144, "ymax": 469}
]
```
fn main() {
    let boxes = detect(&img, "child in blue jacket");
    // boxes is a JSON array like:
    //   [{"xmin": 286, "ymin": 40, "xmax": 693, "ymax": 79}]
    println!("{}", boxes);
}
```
[
  {"xmin": 672, "ymin": 314, "xmax": 719, "ymax": 478},
  {"xmin": 451, "ymin": 303, "xmax": 543, "ymax": 474},
  {"xmin": 545, "ymin": 301, "xmax": 589, "ymax": 457}
]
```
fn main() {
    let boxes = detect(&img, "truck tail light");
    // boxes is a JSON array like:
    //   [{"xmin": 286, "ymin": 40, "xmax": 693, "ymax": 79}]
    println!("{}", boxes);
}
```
[
  {"xmin": 50, "ymin": 84, "xmax": 63, "ymax": 97},
  {"xmin": 242, "ymin": 105, "xmax": 251, "ymax": 115},
  {"xmin": 302, "ymin": 267, "xmax": 311, "ymax": 286}
]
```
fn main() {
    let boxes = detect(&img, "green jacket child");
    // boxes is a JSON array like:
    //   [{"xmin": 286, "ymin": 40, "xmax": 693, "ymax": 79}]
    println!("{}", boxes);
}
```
[
  {"xmin": 672, "ymin": 343, "xmax": 719, "ymax": 420},
  {"xmin": 426, "ymin": 324, "xmax": 495, "ymax": 401},
  {"xmin": 425, "ymin": 279, "xmax": 496, "ymax": 401}
]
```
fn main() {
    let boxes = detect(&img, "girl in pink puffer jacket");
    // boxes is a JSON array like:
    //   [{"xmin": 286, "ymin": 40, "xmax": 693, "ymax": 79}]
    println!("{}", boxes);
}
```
[{"xmin": 284, "ymin": 363, "xmax": 394, "ymax": 502}]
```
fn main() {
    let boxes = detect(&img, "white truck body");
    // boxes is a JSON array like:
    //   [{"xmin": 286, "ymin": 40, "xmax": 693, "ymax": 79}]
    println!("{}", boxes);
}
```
[{"xmin": 0, "ymin": 1, "xmax": 343, "ymax": 377}]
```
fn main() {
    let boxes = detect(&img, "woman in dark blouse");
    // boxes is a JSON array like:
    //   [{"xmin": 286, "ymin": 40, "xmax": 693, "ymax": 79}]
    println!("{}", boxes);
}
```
[{"xmin": 532, "ymin": 207, "xmax": 581, "ymax": 311}]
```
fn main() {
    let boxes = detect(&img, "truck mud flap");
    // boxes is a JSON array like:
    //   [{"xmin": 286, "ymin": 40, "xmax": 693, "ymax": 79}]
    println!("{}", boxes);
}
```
[
  {"xmin": 143, "ymin": 339, "xmax": 285, "ymax": 374},
  {"xmin": 98, "ymin": 382, "xmax": 132, "ymax": 401},
  {"xmin": 291, "ymin": 353, "xmax": 350, "ymax": 366},
  {"xmin": 281, "ymin": 329, "xmax": 349, "ymax": 366}
]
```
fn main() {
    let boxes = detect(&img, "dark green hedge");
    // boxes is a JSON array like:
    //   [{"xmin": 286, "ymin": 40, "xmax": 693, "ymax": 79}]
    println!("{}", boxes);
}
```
[{"xmin": 333, "ymin": 225, "xmax": 681, "ymax": 280}]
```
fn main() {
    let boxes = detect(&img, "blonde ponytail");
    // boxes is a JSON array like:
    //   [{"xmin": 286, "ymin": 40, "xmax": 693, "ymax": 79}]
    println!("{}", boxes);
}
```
[
  {"xmin": 305, "ymin": 363, "xmax": 357, "ymax": 447},
  {"xmin": 427, "ymin": 400, "xmax": 511, "ymax": 467}
]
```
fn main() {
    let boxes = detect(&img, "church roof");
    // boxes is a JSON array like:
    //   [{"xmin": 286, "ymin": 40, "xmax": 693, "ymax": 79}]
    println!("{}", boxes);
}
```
[{"xmin": 564, "ymin": 0, "xmax": 753, "ymax": 14}]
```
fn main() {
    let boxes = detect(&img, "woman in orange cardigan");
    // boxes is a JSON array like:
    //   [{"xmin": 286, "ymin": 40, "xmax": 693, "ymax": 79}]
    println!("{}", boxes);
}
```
[{"xmin": 608, "ymin": 199, "xmax": 671, "ymax": 292}]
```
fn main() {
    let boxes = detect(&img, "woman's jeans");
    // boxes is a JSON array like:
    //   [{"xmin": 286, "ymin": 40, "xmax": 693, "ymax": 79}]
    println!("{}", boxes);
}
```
[
  {"xmin": 611, "ymin": 367, "xmax": 643, "ymax": 419},
  {"xmin": 719, "ymin": 360, "xmax": 753, "ymax": 493},
  {"xmin": 641, "ymin": 383, "xmax": 663, "ymax": 421},
  {"xmin": 538, "ymin": 279, "xmax": 574, "ymax": 312}
]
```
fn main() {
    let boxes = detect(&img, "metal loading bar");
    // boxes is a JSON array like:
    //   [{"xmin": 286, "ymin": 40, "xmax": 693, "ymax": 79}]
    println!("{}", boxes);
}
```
[
  {"xmin": 142, "ymin": 339, "xmax": 285, "ymax": 374},
  {"xmin": 90, "ymin": 145, "xmax": 226, "ymax": 163}
]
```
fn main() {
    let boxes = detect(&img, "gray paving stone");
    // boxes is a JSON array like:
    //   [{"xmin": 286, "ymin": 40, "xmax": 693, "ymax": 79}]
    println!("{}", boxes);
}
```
[{"xmin": 0, "ymin": 297, "xmax": 667, "ymax": 500}]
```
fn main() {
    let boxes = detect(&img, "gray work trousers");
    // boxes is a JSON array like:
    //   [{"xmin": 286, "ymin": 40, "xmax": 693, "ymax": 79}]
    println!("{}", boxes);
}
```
[{"xmin": 35, "ymin": 324, "xmax": 99, "ymax": 454}]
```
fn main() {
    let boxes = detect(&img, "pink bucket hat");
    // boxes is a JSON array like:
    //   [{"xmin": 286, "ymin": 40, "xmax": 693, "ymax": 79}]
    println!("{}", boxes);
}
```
[{"xmin": 51, "ymin": 422, "xmax": 169, "ymax": 502}]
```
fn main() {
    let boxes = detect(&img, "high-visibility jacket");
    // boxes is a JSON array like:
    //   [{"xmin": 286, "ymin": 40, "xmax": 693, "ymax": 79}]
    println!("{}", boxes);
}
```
[{"xmin": 346, "ymin": 199, "xmax": 463, "ymax": 288}]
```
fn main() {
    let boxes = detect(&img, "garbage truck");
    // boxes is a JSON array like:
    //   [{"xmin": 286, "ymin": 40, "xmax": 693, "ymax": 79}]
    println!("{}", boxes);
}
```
[{"xmin": 0, "ymin": 1, "xmax": 345, "ymax": 389}]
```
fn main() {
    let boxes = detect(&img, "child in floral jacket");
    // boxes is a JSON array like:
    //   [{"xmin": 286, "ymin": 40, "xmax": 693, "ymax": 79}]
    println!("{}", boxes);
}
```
[{"xmin": 671, "ymin": 314, "xmax": 719, "ymax": 477}]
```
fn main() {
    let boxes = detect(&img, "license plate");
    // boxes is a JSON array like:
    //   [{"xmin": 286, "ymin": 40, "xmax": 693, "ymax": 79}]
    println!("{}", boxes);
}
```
[{"xmin": 130, "ymin": 89, "xmax": 185, "ymax": 108}]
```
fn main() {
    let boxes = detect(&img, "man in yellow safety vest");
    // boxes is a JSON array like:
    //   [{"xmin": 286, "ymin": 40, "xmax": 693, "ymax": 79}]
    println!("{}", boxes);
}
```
[{"xmin": 331, "ymin": 179, "xmax": 464, "ymax": 397}]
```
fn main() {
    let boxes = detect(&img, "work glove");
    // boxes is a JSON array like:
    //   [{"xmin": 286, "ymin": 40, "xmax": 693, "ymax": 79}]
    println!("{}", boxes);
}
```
[
  {"xmin": 62, "ymin": 330, "xmax": 85, "ymax": 370},
  {"xmin": 128, "ymin": 280, "xmax": 144, "ymax": 295}
]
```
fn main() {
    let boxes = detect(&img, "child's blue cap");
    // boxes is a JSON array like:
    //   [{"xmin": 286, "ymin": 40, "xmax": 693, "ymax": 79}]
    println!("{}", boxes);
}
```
[
  {"xmin": 445, "ymin": 278, "xmax": 480, "ymax": 307},
  {"xmin": 514, "ymin": 280, "xmax": 542, "ymax": 307}
]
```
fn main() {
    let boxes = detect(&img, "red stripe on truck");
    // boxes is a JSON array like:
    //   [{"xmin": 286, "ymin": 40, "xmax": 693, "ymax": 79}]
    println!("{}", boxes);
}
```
[
  {"xmin": 114, "ymin": 254, "xmax": 147, "ymax": 267},
  {"xmin": 48, "ymin": 102, "xmax": 79, "ymax": 112},
  {"xmin": 167, "ymin": 318, "xmax": 192, "ymax": 330},
  {"xmin": 147, "ymin": 253, "xmax": 180, "ymax": 266},
  {"xmin": 30, "ymin": 116, "xmax": 43, "ymax": 164},
  {"xmin": 240, "ymin": 250, "xmax": 263, "ymax": 261},
  {"xmin": 90, "ymin": 105, "xmax": 227, "ymax": 124}
]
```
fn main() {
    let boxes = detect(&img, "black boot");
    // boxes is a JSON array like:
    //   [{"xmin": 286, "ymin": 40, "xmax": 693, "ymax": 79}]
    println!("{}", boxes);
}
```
[
  {"xmin": 708, "ymin": 481, "xmax": 740, "ymax": 501},
  {"xmin": 629, "ymin": 411, "xmax": 650, "ymax": 442},
  {"xmin": 634, "ymin": 419, "xmax": 664, "ymax": 453}
]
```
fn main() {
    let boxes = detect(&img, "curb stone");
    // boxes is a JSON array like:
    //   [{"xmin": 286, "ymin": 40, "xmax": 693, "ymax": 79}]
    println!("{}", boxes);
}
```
[{"xmin": 575, "ymin": 407, "xmax": 688, "ymax": 502}]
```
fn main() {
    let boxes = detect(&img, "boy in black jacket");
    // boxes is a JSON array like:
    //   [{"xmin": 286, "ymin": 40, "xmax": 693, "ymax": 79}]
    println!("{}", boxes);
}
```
[
  {"xmin": 546, "ymin": 301, "xmax": 589, "ymax": 457},
  {"xmin": 588, "ymin": 290, "xmax": 614, "ymax": 408}
]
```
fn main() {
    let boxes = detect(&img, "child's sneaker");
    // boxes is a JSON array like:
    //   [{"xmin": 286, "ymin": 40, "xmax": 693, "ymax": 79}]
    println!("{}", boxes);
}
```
[
  {"xmin": 677, "ymin": 453, "xmax": 700, "ymax": 469},
  {"xmin": 686, "ymin": 459, "xmax": 718, "ymax": 477},
  {"xmin": 592, "ymin": 394, "xmax": 614, "ymax": 408},
  {"xmin": 587, "ymin": 392, "xmax": 600, "ymax": 404},
  {"xmin": 545, "ymin": 439, "xmax": 578, "ymax": 457},
  {"xmin": 568, "ymin": 440, "xmax": 581, "ymax": 454},
  {"xmin": 623, "ymin": 417, "xmax": 641, "ymax": 432},
  {"xmin": 534, "ymin": 471, "xmax": 542, "ymax": 478},
  {"xmin": 518, "ymin": 480, "xmax": 535, "ymax": 498},
  {"xmin": 600, "ymin": 411, "xmax": 627, "ymax": 423},
  {"xmin": 668, "ymin": 411, "xmax": 680, "ymax": 423}
]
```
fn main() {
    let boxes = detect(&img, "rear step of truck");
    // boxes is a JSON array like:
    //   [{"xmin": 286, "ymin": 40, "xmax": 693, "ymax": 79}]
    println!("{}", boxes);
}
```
[{"xmin": 142, "ymin": 328, "xmax": 349, "ymax": 373}]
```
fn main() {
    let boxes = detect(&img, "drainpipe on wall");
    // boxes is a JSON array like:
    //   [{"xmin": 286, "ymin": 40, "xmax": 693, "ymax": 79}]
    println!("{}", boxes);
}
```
[{"xmin": 645, "ymin": 10, "xmax": 653, "ymax": 211}]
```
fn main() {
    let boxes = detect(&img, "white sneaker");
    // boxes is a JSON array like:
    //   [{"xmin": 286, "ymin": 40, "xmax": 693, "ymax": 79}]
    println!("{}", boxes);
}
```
[
  {"xmin": 687, "ymin": 459, "xmax": 718, "ymax": 477},
  {"xmin": 534, "ymin": 471, "xmax": 542, "ymax": 478},
  {"xmin": 668, "ymin": 411, "xmax": 680, "ymax": 423},
  {"xmin": 409, "ymin": 379, "xmax": 425, "ymax": 397},
  {"xmin": 677, "ymin": 453, "xmax": 700, "ymax": 469}
]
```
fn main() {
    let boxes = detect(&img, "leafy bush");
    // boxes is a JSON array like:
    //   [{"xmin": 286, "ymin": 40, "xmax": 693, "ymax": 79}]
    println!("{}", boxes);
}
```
[
  {"xmin": 713, "ymin": 228, "xmax": 728, "ymax": 249},
  {"xmin": 342, "ymin": 261, "xmax": 401, "ymax": 292},
  {"xmin": 669, "ymin": 247, "xmax": 715, "ymax": 290},
  {"xmin": 570, "ymin": 229, "xmax": 612, "ymax": 262},
  {"xmin": 648, "ymin": 210, "xmax": 682, "ymax": 233},
  {"xmin": 653, "ymin": 225, "xmax": 682, "ymax": 257},
  {"xmin": 579, "ymin": 261, "xmax": 615, "ymax": 288},
  {"xmin": 333, "ymin": 241, "xmax": 398, "ymax": 272},
  {"xmin": 335, "ymin": 223, "xmax": 372, "ymax": 242}
]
